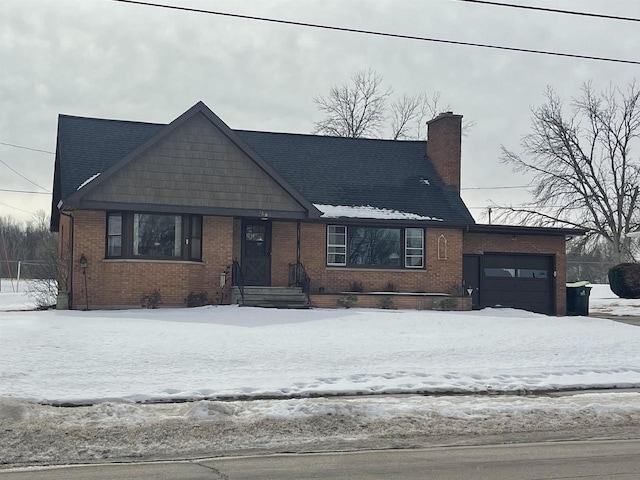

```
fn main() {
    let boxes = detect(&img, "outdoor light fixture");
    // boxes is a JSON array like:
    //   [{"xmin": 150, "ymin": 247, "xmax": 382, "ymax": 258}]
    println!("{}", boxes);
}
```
[
  {"xmin": 79, "ymin": 254, "xmax": 88, "ymax": 269},
  {"xmin": 220, "ymin": 271, "xmax": 227, "ymax": 288}
]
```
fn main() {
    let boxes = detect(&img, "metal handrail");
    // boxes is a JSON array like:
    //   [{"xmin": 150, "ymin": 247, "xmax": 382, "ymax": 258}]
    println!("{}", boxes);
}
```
[
  {"xmin": 289, "ymin": 262, "xmax": 311, "ymax": 305},
  {"xmin": 232, "ymin": 259, "xmax": 245, "ymax": 304}
]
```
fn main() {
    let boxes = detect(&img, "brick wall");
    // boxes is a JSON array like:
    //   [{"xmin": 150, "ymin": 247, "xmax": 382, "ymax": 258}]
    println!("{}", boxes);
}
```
[
  {"xmin": 271, "ymin": 221, "xmax": 297, "ymax": 286},
  {"xmin": 426, "ymin": 112, "xmax": 463, "ymax": 191},
  {"xmin": 463, "ymin": 232, "xmax": 567, "ymax": 315},
  {"xmin": 70, "ymin": 211, "xmax": 233, "ymax": 309},
  {"xmin": 299, "ymin": 223, "xmax": 464, "ymax": 294}
]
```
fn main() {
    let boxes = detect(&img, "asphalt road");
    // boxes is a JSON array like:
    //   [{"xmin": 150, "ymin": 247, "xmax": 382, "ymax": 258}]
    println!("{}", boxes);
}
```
[{"xmin": 2, "ymin": 439, "xmax": 639, "ymax": 480}]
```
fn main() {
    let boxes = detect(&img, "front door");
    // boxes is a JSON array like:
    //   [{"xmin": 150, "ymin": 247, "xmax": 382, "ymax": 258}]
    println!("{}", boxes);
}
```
[{"xmin": 242, "ymin": 220, "xmax": 271, "ymax": 286}]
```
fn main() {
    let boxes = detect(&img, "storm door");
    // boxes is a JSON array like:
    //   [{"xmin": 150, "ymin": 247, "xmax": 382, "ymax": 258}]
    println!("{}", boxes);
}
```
[{"xmin": 242, "ymin": 220, "xmax": 271, "ymax": 286}]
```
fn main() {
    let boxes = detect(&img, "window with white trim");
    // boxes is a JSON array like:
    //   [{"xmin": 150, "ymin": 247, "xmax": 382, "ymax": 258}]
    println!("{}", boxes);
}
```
[
  {"xmin": 405, "ymin": 228, "xmax": 424, "ymax": 268},
  {"xmin": 327, "ymin": 225, "xmax": 347, "ymax": 266},
  {"xmin": 326, "ymin": 225, "xmax": 425, "ymax": 269}
]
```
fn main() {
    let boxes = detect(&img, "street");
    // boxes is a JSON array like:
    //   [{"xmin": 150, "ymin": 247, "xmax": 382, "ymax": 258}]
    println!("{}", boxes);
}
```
[{"xmin": 2, "ymin": 439, "xmax": 639, "ymax": 479}]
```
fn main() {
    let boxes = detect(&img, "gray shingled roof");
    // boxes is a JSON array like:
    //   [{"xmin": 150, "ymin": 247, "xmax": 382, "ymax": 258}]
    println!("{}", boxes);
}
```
[{"xmin": 52, "ymin": 114, "xmax": 474, "ymax": 226}]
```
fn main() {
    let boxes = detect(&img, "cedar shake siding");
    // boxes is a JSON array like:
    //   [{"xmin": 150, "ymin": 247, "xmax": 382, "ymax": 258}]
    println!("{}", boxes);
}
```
[{"xmin": 82, "ymin": 113, "xmax": 305, "ymax": 214}]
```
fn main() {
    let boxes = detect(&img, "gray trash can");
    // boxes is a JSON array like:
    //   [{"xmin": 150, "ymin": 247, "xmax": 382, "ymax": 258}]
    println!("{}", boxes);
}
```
[{"xmin": 566, "ymin": 281, "xmax": 592, "ymax": 316}]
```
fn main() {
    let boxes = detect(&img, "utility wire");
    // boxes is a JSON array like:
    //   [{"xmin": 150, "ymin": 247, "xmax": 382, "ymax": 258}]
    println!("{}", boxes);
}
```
[
  {"xmin": 0, "ymin": 200, "xmax": 34, "ymax": 215},
  {"xmin": 110, "ymin": 0, "xmax": 640, "ymax": 65},
  {"xmin": 0, "ymin": 188, "xmax": 51, "ymax": 195},
  {"xmin": 0, "ymin": 159, "xmax": 51, "ymax": 193},
  {"xmin": 456, "ymin": 0, "xmax": 640, "ymax": 23},
  {"xmin": 461, "ymin": 185, "xmax": 528, "ymax": 190},
  {"xmin": 0, "ymin": 142, "xmax": 55, "ymax": 155}
]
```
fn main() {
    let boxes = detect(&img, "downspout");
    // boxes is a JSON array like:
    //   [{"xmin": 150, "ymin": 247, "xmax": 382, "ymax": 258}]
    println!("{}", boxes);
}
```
[
  {"xmin": 296, "ymin": 221, "xmax": 301, "ymax": 265},
  {"xmin": 58, "ymin": 203, "xmax": 74, "ymax": 309}
]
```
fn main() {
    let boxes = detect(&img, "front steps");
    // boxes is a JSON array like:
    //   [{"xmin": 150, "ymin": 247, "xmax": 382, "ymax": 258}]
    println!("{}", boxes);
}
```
[{"xmin": 231, "ymin": 286, "xmax": 310, "ymax": 309}]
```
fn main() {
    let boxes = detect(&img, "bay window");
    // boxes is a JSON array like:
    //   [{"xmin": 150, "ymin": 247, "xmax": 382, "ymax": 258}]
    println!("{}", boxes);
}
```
[
  {"xmin": 326, "ymin": 225, "xmax": 425, "ymax": 269},
  {"xmin": 106, "ymin": 212, "xmax": 203, "ymax": 261}
]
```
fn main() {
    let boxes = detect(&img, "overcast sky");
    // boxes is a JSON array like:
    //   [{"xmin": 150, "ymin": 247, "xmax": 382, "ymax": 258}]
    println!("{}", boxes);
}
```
[{"xmin": 1, "ymin": 0, "xmax": 638, "ymax": 224}]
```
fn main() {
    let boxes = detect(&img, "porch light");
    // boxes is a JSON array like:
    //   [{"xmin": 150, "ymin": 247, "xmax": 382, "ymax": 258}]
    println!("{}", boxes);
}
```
[
  {"xmin": 79, "ymin": 254, "xmax": 88, "ymax": 269},
  {"xmin": 220, "ymin": 271, "xmax": 227, "ymax": 288},
  {"xmin": 259, "ymin": 210, "xmax": 269, "ymax": 220}
]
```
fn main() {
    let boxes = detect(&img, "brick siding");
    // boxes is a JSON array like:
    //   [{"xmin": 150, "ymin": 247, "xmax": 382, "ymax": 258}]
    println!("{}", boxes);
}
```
[{"xmin": 68, "ymin": 211, "xmax": 233, "ymax": 309}]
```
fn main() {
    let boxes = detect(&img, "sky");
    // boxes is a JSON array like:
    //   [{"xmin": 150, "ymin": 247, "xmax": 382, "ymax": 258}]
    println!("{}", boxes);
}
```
[{"xmin": 0, "ymin": 0, "xmax": 638, "ymax": 225}]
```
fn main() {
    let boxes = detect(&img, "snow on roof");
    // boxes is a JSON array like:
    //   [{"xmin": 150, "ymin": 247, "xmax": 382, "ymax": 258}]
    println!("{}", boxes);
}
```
[
  {"xmin": 314, "ymin": 204, "xmax": 442, "ymax": 221},
  {"xmin": 76, "ymin": 172, "xmax": 101, "ymax": 191}
]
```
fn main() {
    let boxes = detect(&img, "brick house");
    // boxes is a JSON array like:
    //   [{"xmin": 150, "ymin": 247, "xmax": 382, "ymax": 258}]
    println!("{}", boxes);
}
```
[{"xmin": 50, "ymin": 101, "xmax": 580, "ymax": 314}]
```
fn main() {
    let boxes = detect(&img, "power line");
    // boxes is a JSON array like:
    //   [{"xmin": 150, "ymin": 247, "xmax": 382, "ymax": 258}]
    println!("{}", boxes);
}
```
[
  {"xmin": 0, "ymin": 200, "xmax": 34, "ymax": 215},
  {"xmin": 456, "ymin": 0, "xmax": 640, "ymax": 23},
  {"xmin": 0, "ymin": 142, "xmax": 55, "ymax": 155},
  {"xmin": 0, "ymin": 188, "xmax": 51, "ymax": 195},
  {"xmin": 110, "ymin": 0, "xmax": 640, "ymax": 66},
  {"xmin": 0, "ymin": 159, "xmax": 51, "ymax": 193},
  {"xmin": 461, "ymin": 185, "xmax": 529, "ymax": 190}
]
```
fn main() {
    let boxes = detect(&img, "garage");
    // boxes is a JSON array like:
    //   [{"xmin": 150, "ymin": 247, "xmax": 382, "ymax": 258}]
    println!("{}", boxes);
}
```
[
  {"xmin": 481, "ymin": 254, "xmax": 555, "ymax": 315},
  {"xmin": 464, "ymin": 253, "xmax": 556, "ymax": 315}
]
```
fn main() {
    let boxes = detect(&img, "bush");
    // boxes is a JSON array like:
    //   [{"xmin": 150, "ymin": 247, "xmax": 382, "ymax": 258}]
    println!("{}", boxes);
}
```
[
  {"xmin": 378, "ymin": 296, "xmax": 395, "ymax": 309},
  {"xmin": 337, "ymin": 294, "xmax": 358, "ymax": 308},
  {"xmin": 141, "ymin": 290, "xmax": 162, "ymax": 309},
  {"xmin": 185, "ymin": 292, "xmax": 210, "ymax": 307},
  {"xmin": 608, "ymin": 263, "xmax": 640, "ymax": 299}
]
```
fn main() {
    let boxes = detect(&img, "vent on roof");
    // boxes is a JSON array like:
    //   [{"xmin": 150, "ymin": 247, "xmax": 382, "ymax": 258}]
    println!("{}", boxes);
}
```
[{"xmin": 421, "ymin": 178, "xmax": 430, "ymax": 186}]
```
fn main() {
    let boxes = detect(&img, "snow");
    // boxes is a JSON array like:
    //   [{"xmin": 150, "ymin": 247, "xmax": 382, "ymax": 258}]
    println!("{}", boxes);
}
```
[
  {"xmin": 2, "ymin": 392, "xmax": 640, "ymax": 466},
  {"xmin": 2, "ymin": 283, "xmax": 640, "ymax": 466},
  {"xmin": 314, "ymin": 203, "xmax": 442, "ymax": 221},
  {"xmin": 589, "ymin": 283, "xmax": 640, "ymax": 316},
  {"xmin": 1, "ymin": 304, "xmax": 640, "ymax": 405},
  {"xmin": 0, "ymin": 279, "xmax": 38, "ymax": 310},
  {"xmin": 76, "ymin": 171, "xmax": 100, "ymax": 190}
]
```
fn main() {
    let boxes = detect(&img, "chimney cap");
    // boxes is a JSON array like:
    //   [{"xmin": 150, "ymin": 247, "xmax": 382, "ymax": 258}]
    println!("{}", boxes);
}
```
[{"xmin": 426, "ymin": 111, "xmax": 463, "ymax": 125}]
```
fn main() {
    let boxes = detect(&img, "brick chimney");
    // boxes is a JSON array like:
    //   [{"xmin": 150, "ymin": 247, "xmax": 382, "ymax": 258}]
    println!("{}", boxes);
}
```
[{"xmin": 426, "ymin": 112, "xmax": 463, "ymax": 192}]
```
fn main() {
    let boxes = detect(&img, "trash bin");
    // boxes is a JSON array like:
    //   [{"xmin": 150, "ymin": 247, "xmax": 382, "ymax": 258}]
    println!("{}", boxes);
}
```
[{"xmin": 566, "ymin": 281, "xmax": 592, "ymax": 316}]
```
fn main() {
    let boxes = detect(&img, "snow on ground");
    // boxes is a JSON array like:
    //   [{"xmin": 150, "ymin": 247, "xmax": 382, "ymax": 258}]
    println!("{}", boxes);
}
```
[
  {"xmin": 589, "ymin": 283, "xmax": 640, "ymax": 316},
  {"xmin": 2, "ymin": 392, "xmax": 640, "ymax": 466},
  {"xmin": 1, "ymin": 305, "xmax": 640, "ymax": 405},
  {"xmin": 0, "ymin": 279, "xmax": 42, "ymax": 311},
  {"xmin": 2, "ymin": 283, "xmax": 640, "ymax": 466}
]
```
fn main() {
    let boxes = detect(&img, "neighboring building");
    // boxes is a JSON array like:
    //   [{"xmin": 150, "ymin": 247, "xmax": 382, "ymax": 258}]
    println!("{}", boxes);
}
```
[{"xmin": 50, "ymin": 102, "xmax": 581, "ymax": 314}]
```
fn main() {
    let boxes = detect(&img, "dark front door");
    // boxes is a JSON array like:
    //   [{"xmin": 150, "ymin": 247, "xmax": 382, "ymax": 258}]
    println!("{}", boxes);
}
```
[
  {"xmin": 463, "ymin": 255, "xmax": 481, "ymax": 309},
  {"xmin": 242, "ymin": 220, "xmax": 271, "ymax": 286}
]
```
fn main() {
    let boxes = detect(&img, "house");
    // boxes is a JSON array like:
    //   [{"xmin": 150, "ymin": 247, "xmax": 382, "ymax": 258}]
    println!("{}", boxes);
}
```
[{"xmin": 50, "ymin": 101, "xmax": 581, "ymax": 314}]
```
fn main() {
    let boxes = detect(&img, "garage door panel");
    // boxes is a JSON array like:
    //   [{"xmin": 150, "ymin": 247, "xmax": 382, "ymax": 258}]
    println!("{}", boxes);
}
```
[{"xmin": 481, "ymin": 254, "xmax": 554, "ymax": 315}]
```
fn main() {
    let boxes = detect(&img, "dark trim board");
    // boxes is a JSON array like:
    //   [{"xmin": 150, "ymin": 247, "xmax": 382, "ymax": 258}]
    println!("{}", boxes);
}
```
[{"xmin": 65, "ymin": 201, "xmax": 310, "ymax": 220}]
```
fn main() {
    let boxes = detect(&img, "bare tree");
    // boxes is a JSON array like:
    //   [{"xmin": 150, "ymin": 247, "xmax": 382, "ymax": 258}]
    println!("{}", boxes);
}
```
[
  {"xmin": 314, "ymin": 70, "xmax": 472, "ymax": 140},
  {"xmin": 500, "ymin": 81, "xmax": 640, "ymax": 263},
  {"xmin": 313, "ymin": 69, "xmax": 391, "ymax": 138}
]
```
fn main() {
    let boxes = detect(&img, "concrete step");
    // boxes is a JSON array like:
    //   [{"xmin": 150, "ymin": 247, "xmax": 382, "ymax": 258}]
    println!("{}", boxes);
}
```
[{"xmin": 231, "ymin": 286, "xmax": 309, "ymax": 309}]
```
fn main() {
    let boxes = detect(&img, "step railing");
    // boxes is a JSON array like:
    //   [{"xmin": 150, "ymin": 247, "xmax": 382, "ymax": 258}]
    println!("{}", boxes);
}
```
[
  {"xmin": 231, "ymin": 259, "xmax": 245, "ymax": 304},
  {"xmin": 288, "ymin": 262, "xmax": 311, "ymax": 305}
]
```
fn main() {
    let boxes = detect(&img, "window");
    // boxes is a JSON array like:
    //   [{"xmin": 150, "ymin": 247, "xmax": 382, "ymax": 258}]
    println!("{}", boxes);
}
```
[
  {"xmin": 517, "ymin": 268, "xmax": 548, "ymax": 279},
  {"xmin": 327, "ymin": 225, "xmax": 346, "ymax": 266},
  {"xmin": 405, "ymin": 228, "xmax": 424, "ymax": 268},
  {"xmin": 484, "ymin": 268, "xmax": 516, "ymax": 277},
  {"xmin": 106, "ymin": 212, "xmax": 202, "ymax": 261},
  {"xmin": 327, "ymin": 225, "xmax": 424, "ymax": 269},
  {"xmin": 133, "ymin": 214, "xmax": 182, "ymax": 258},
  {"xmin": 107, "ymin": 213, "xmax": 122, "ymax": 257}
]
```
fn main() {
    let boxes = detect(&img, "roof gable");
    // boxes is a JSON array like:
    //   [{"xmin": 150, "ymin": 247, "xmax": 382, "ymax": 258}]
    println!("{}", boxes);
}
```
[{"xmin": 60, "ymin": 102, "xmax": 318, "ymax": 218}]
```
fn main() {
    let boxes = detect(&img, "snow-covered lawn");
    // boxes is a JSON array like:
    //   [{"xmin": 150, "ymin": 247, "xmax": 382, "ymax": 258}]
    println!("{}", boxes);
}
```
[
  {"xmin": 2, "ymin": 280, "xmax": 640, "ymax": 466},
  {"xmin": 1, "ymin": 301, "xmax": 640, "ymax": 405},
  {"xmin": 589, "ymin": 284, "xmax": 640, "ymax": 316}
]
